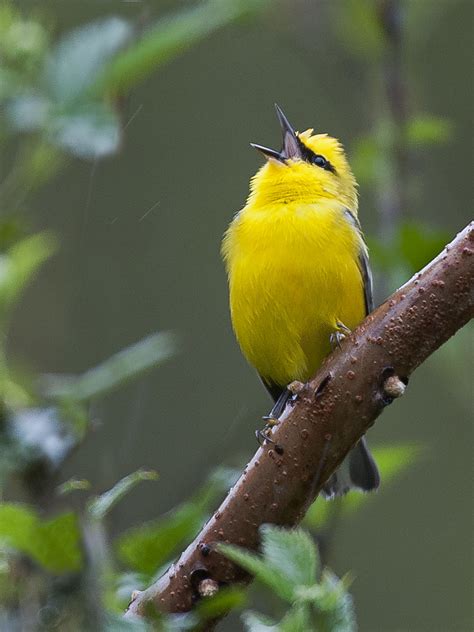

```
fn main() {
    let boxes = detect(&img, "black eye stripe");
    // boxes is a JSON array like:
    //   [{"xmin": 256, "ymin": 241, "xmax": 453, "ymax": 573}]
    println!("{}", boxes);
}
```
[{"xmin": 296, "ymin": 137, "xmax": 336, "ymax": 173}]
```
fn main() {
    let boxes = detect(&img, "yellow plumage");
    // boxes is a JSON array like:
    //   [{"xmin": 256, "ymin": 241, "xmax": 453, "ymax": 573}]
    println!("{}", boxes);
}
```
[
  {"xmin": 222, "ymin": 106, "xmax": 379, "ymax": 497},
  {"xmin": 222, "ymin": 129, "xmax": 366, "ymax": 387}
]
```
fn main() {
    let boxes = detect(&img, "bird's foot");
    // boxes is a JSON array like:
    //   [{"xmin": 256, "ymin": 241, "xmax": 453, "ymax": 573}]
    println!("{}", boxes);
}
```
[
  {"xmin": 287, "ymin": 380, "xmax": 305, "ymax": 396},
  {"xmin": 256, "ymin": 387, "xmax": 293, "ymax": 447},
  {"xmin": 330, "ymin": 321, "xmax": 352, "ymax": 350},
  {"xmin": 256, "ymin": 416, "xmax": 279, "ymax": 445}
]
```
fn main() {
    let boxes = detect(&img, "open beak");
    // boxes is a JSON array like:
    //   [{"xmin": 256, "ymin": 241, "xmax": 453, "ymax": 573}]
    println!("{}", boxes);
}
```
[{"xmin": 251, "ymin": 104, "xmax": 302, "ymax": 162}]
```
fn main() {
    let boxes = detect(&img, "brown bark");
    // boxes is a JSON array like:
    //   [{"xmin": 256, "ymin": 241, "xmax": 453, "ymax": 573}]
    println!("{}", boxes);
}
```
[{"xmin": 126, "ymin": 222, "xmax": 473, "ymax": 619}]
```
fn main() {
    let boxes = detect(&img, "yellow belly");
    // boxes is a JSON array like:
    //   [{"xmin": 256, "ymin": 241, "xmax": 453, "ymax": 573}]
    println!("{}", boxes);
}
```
[{"xmin": 224, "ymin": 201, "xmax": 366, "ymax": 386}]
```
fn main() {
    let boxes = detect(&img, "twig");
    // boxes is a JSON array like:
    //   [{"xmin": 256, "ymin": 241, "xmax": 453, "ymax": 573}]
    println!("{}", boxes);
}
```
[{"xmin": 126, "ymin": 223, "xmax": 473, "ymax": 619}]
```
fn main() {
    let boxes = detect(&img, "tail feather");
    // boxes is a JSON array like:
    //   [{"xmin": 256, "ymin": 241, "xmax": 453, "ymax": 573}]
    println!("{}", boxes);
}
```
[{"xmin": 322, "ymin": 437, "xmax": 380, "ymax": 499}]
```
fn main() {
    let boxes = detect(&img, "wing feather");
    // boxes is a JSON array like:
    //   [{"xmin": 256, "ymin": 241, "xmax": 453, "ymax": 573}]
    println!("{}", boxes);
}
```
[{"xmin": 344, "ymin": 210, "xmax": 373, "ymax": 316}]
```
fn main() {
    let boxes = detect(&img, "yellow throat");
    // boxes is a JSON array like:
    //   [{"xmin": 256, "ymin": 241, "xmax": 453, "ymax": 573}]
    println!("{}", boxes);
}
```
[{"xmin": 222, "ymin": 105, "xmax": 368, "ymax": 387}]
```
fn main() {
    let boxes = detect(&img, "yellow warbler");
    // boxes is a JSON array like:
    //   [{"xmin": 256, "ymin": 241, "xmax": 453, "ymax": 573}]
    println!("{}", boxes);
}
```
[{"xmin": 222, "ymin": 105, "xmax": 379, "ymax": 497}]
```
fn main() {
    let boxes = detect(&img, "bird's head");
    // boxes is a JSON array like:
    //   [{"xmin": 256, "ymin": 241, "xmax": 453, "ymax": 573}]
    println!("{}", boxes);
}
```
[{"xmin": 248, "ymin": 104, "xmax": 358, "ymax": 212}]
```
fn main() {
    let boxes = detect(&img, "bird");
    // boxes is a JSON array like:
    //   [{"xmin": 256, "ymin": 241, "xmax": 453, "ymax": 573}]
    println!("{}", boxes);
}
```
[{"xmin": 221, "ymin": 104, "xmax": 380, "ymax": 497}]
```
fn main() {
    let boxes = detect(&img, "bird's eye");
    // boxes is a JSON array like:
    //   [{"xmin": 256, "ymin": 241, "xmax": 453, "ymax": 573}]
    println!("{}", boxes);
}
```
[{"xmin": 312, "ymin": 154, "xmax": 328, "ymax": 169}]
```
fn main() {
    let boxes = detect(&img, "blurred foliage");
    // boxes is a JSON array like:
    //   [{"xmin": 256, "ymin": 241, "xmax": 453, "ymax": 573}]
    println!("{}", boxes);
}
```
[
  {"xmin": 0, "ymin": 503, "xmax": 81, "ymax": 573},
  {"xmin": 97, "ymin": 0, "xmax": 270, "ymax": 97},
  {"xmin": 119, "ymin": 586, "xmax": 247, "ymax": 632},
  {"xmin": 0, "ymin": 1, "xmax": 269, "ymax": 628},
  {"xmin": 42, "ymin": 331, "xmax": 178, "ymax": 403},
  {"xmin": 332, "ymin": 0, "xmax": 456, "ymax": 297},
  {"xmin": 404, "ymin": 114, "xmax": 453, "ymax": 146},
  {"xmin": 116, "ymin": 467, "xmax": 238, "ymax": 577},
  {"xmin": 304, "ymin": 443, "xmax": 422, "ymax": 531},
  {"xmin": 0, "ymin": 232, "xmax": 55, "ymax": 407},
  {"xmin": 6, "ymin": 16, "xmax": 130, "ymax": 158},
  {"xmin": 1, "ymin": 0, "xmax": 269, "ymax": 160},
  {"xmin": 57, "ymin": 477, "xmax": 91, "ymax": 495},
  {"xmin": 351, "ymin": 114, "xmax": 453, "ymax": 189},
  {"xmin": 0, "ymin": 0, "xmax": 468, "ymax": 630},
  {"xmin": 330, "ymin": 0, "xmax": 385, "ymax": 60},
  {"xmin": 0, "ymin": 232, "xmax": 55, "ymax": 329},
  {"xmin": 220, "ymin": 525, "xmax": 355, "ymax": 631},
  {"xmin": 366, "ymin": 220, "xmax": 451, "ymax": 292},
  {"xmin": 88, "ymin": 469, "xmax": 159, "ymax": 522}
]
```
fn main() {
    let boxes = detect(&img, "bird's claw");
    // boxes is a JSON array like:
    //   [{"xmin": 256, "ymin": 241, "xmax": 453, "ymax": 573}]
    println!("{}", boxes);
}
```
[
  {"xmin": 330, "ymin": 321, "xmax": 352, "ymax": 350},
  {"xmin": 256, "ymin": 416, "xmax": 279, "ymax": 445}
]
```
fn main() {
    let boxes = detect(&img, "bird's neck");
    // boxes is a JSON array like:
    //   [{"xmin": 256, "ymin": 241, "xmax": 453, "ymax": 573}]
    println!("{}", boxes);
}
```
[{"xmin": 248, "ymin": 164, "xmax": 356, "ymax": 210}]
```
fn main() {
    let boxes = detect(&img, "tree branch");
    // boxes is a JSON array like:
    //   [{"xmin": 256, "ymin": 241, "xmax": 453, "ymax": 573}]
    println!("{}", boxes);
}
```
[{"xmin": 126, "ymin": 222, "xmax": 473, "ymax": 619}]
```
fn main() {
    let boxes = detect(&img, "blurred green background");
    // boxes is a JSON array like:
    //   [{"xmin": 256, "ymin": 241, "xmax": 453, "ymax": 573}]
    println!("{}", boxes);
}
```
[{"xmin": 2, "ymin": 1, "xmax": 473, "ymax": 630}]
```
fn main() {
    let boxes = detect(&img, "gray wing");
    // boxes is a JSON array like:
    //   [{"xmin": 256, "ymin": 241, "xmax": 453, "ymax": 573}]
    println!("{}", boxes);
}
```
[
  {"xmin": 344, "ymin": 210, "xmax": 373, "ymax": 315},
  {"xmin": 358, "ymin": 243, "xmax": 374, "ymax": 315},
  {"xmin": 322, "ymin": 210, "xmax": 380, "ymax": 498}
]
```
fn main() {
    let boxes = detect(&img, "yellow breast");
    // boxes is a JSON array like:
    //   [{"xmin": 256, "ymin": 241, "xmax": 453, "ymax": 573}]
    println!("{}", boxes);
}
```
[{"xmin": 222, "ymin": 199, "xmax": 366, "ymax": 386}]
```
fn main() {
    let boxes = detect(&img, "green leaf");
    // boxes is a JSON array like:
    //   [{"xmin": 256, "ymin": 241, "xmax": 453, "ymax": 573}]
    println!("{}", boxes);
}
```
[
  {"xmin": 397, "ymin": 221, "xmax": 450, "ymax": 272},
  {"xmin": 36, "ymin": 511, "xmax": 83, "ymax": 572},
  {"xmin": 302, "ymin": 497, "xmax": 333, "ymax": 532},
  {"xmin": 0, "ymin": 502, "xmax": 82, "ymax": 572},
  {"xmin": 219, "ymin": 541, "xmax": 293, "ymax": 602},
  {"xmin": 96, "ymin": 0, "xmax": 270, "ymax": 95},
  {"xmin": 57, "ymin": 478, "xmax": 91, "ymax": 496},
  {"xmin": 218, "ymin": 525, "xmax": 317, "ymax": 603},
  {"xmin": 47, "ymin": 101, "xmax": 121, "ymax": 159},
  {"xmin": 313, "ymin": 570, "xmax": 356, "ymax": 632},
  {"xmin": 219, "ymin": 524, "xmax": 319, "ymax": 603},
  {"xmin": 0, "ymin": 232, "xmax": 56, "ymax": 322},
  {"xmin": 260, "ymin": 524, "xmax": 318, "ymax": 589},
  {"xmin": 365, "ymin": 233, "xmax": 393, "ymax": 272},
  {"xmin": 12, "ymin": 140, "xmax": 62, "ymax": 194},
  {"xmin": 6, "ymin": 94, "xmax": 50, "ymax": 131},
  {"xmin": 350, "ymin": 136, "xmax": 380, "ymax": 185},
  {"xmin": 8, "ymin": 406, "xmax": 77, "ymax": 468},
  {"xmin": 372, "ymin": 443, "xmax": 423, "ymax": 478},
  {"xmin": 331, "ymin": 0, "xmax": 384, "ymax": 60},
  {"xmin": 117, "ymin": 502, "xmax": 206, "ymax": 576},
  {"xmin": 243, "ymin": 604, "xmax": 312, "ymax": 632},
  {"xmin": 205, "ymin": 465, "xmax": 241, "ymax": 496},
  {"xmin": 350, "ymin": 119, "xmax": 394, "ymax": 188},
  {"xmin": 367, "ymin": 220, "xmax": 450, "ymax": 276},
  {"xmin": 117, "ymin": 467, "xmax": 233, "ymax": 575},
  {"xmin": 405, "ymin": 114, "xmax": 453, "ymax": 146},
  {"xmin": 0, "ymin": 7, "xmax": 48, "ymax": 68},
  {"xmin": 224, "ymin": 526, "xmax": 356, "ymax": 631},
  {"xmin": 304, "ymin": 443, "xmax": 422, "ymax": 529},
  {"xmin": 339, "ymin": 443, "xmax": 423, "ymax": 516},
  {"xmin": 196, "ymin": 586, "xmax": 246, "ymax": 620},
  {"xmin": 278, "ymin": 605, "xmax": 313, "ymax": 632},
  {"xmin": 243, "ymin": 610, "xmax": 278, "ymax": 631},
  {"xmin": 88, "ymin": 469, "xmax": 158, "ymax": 521},
  {"xmin": 44, "ymin": 16, "xmax": 132, "ymax": 103},
  {"xmin": 7, "ymin": 16, "xmax": 131, "ymax": 159},
  {"xmin": 42, "ymin": 331, "xmax": 178, "ymax": 402}
]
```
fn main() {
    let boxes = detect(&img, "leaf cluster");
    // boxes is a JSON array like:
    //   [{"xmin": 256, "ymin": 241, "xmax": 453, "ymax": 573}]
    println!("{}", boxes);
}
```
[
  {"xmin": 0, "ymin": 2, "xmax": 270, "ymax": 628},
  {"xmin": 220, "ymin": 525, "xmax": 355, "ymax": 632},
  {"xmin": 1, "ymin": 0, "xmax": 269, "ymax": 160}
]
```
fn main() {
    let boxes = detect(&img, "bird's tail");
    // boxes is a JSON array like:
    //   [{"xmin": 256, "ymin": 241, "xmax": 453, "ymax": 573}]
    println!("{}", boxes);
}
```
[{"xmin": 322, "ymin": 436, "xmax": 380, "ymax": 499}]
